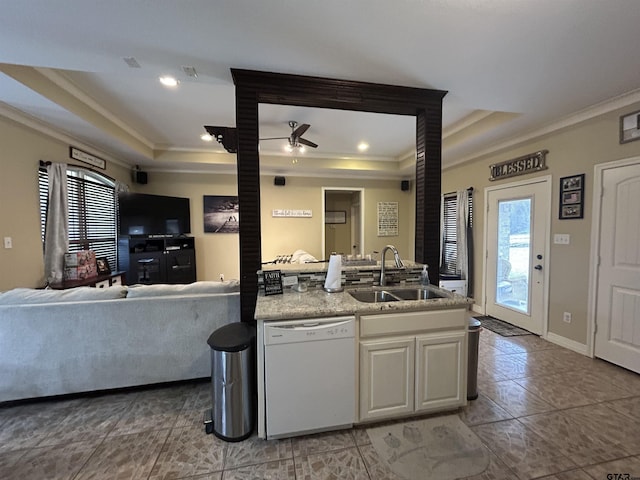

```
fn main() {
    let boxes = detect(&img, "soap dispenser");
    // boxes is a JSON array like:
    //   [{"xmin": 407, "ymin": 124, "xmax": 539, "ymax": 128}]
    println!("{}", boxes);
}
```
[{"xmin": 420, "ymin": 264, "xmax": 430, "ymax": 286}]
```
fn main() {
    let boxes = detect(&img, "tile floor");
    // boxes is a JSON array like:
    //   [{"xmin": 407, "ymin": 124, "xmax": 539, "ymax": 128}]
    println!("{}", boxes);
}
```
[{"xmin": 1, "ymin": 325, "xmax": 639, "ymax": 479}]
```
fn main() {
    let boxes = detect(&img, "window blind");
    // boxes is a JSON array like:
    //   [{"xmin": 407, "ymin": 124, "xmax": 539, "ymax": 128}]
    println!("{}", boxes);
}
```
[
  {"xmin": 440, "ymin": 190, "xmax": 473, "ymax": 276},
  {"xmin": 39, "ymin": 167, "xmax": 117, "ymax": 270}
]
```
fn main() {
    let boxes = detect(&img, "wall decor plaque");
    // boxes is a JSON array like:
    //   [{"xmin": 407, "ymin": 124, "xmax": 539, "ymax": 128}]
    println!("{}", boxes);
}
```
[
  {"xmin": 489, "ymin": 150, "xmax": 548, "ymax": 181},
  {"xmin": 620, "ymin": 109, "xmax": 640, "ymax": 144},
  {"xmin": 69, "ymin": 146, "xmax": 106, "ymax": 170},
  {"xmin": 264, "ymin": 270, "xmax": 283, "ymax": 295}
]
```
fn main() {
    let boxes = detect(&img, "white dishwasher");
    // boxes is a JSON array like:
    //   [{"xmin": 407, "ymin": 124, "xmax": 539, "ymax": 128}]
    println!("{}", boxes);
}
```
[{"xmin": 263, "ymin": 316, "xmax": 356, "ymax": 439}]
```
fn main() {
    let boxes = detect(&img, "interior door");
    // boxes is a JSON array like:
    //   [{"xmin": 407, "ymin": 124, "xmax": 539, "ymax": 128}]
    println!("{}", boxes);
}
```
[
  {"xmin": 594, "ymin": 162, "xmax": 640, "ymax": 373},
  {"xmin": 485, "ymin": 178, "xmax": 550, "ymax": 335}
]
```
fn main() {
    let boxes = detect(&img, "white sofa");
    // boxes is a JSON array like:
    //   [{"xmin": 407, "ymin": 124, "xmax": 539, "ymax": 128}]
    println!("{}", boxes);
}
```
[{"xmin": 0, "ymin": 281, "xmax": 241, "ymax": 403}]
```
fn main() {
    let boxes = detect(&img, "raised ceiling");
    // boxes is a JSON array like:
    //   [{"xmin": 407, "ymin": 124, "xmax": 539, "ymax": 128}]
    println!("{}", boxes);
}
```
[{"xmin": 1, "ymin": 1, "xmax": 640, "ymax": 178}]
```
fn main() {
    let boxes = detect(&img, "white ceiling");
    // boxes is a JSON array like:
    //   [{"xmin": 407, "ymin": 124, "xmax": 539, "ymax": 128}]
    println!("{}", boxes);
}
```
[{"xmin": 1, "ymin": 1, "xmax": 640, "ymax": 178}]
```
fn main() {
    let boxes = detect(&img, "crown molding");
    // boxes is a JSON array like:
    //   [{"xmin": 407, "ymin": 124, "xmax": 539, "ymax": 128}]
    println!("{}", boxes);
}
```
[
  {"xmin": 0, "ymin": 102, "xmax": 131, "ymax": 169},
  {"xmin": 446, "ymin": 88, "xmax": 640, "ymax": 169}
]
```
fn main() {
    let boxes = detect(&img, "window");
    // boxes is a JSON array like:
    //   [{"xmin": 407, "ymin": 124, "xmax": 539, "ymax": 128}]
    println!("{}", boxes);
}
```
[
  {"xmin": 440, "ymin": 190, "xmax": 473, "ymax": 276},
  {"xmin": 39, "ymin": 167, "xmax": 117, "ymax": 270}
]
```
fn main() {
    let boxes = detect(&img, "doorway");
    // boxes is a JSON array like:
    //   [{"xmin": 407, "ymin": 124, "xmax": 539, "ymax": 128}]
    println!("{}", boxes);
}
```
[
  {"xmin": 591, "ymin": 157, "xmax": 640, "ymax": 374},
  {"xmin": 322, "ymin": 188, "xmax": 364, "ymax": 260},
  {"xmin": 484, "ymin": 176, "xmax": 551, "ymax": 335}
]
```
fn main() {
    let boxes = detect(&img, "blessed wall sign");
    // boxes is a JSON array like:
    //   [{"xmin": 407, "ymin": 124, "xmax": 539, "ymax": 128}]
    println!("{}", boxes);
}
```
[{"xmin": 489, "ymin": 150, "xmax": 548, "ymax": 181}]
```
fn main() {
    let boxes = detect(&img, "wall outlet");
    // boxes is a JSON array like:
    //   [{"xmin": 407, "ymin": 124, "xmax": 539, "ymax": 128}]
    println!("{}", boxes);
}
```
[
  {"xmin": 3, "ymin": 237, "xmax": 12, "ymax": 249},
  {"xmin": 563, "ymin": 312, "xmax": 572, "ymax": 323}
]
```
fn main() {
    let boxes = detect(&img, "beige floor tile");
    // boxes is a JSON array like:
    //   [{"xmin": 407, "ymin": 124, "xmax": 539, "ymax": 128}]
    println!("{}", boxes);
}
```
[
  {"xmin": 552, "ymin": 369, "xmax": 633, "ymax": 403},
  {"xmin": 222, "ymin": 459, "xmax": 295, "ymax": 479},
  {"xmin": 518, "ymin": 410, "xmax": 633, "ymax": 466},
  {"xmin": 606, "ymin": 395, "xmax": 640, "ymax": 420},
  {"xmin": 291, "ymin": 429, "xmax": 356, "ymax": 457},
  {"xmin": 358, "ymin": 443, "xmax": 404, "ymax": 479},
  {"xmin": 0, "ymin": 405, "xmax": 74, "ymax": 454},
  {"xmin": 478, "ymin": 354, "xmax": 528, "ymax": 381},
  {"xmin": 480, "ymin": 380, "xmax": 555, "ymax": 417},
  {"xmin": 74, "ymin": 429, "xmax": 170, "ymax": 480},
  {"xmin": 514, "ymin": 374, "xmax": 594, "ymax": 409},
  {"xmin": 582, "ymin": 455, "xmax": 640, "ymax": 479},
  {"xmin": 0, "ymin": 439, "xmax": 101, "ymax": 480},
  {"xmin": 108, "ymin": 394, "xmax": 185, "ymax": 437},
  {"xmin": 458, "ymin": 451, "xmax": 518, "ymax": 480},
  {"xmin": 589, "ymin": 362, "xmax": 640, "ymax": 395},
  {"xmin": 471, "ymin": 419, "xmax": 577, "ymax": 479},
  {"xmin": 295, "ymin": 446, "xmax": 370, "ymax": 480},
  {"xmin": 224, "ymin": 434, "xmax": 292, "ymax": 469},
  {"xmin": 537, "ymin": 468, "xmax": 594, "ymax": 479},
  {"xmin": 38, "ymin": 399, "xmax": 131, "ymax": 447},
  {"xmin": 564, "ymin": 403, "xmax": 640, "ymax": 455},
  {"xmin": 458, "ymin": 393, "xmax": 513, "ymax": 426},
  {"xmin": 148, "ymin": 426, "xmax": 226, "ymax": 479},
  {"xmin": 351, "ymin": 426, "xmax": 372, "ymax": 446}
]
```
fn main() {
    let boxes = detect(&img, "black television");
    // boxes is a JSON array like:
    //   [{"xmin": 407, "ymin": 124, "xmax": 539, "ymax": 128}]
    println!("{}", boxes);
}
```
[{"xmin": 118, "ymin": 192, "xmax": 191, "ymax": 236}]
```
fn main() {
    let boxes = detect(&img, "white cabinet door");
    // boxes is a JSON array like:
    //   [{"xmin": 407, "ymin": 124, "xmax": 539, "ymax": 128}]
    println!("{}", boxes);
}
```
[
  {"xmin": 359, "ymin": 338, "xmax": 414, "ymax": 421},
  {"xmin": 415, "ymin": 331, "xmax": 466, "ymax": 412}
]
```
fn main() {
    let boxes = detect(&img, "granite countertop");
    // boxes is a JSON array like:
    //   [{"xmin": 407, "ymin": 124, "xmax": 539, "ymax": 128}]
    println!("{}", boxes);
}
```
[{"xmin": 254, "ymin": 284, "xmax": 472, "ymax": 321}]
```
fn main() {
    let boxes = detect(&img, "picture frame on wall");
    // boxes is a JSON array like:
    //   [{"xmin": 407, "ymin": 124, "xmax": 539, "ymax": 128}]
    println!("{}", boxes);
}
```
[
  {"xmin": 559, "ymin": 173, "xmax": 585, "ymax": 220},
  {"xmin": 620, "ymin": 109, "xmax": 640, "ymax": 144}
]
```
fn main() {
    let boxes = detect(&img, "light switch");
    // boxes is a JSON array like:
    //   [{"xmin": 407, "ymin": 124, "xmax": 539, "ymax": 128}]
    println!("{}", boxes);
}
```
[
  {"xmin": 553, "ymin": 234, "xmax": 570, "ymax": 245},
  {"xmin": 4, "ymin": 237, "xmax": 12, "ymax": 249}
]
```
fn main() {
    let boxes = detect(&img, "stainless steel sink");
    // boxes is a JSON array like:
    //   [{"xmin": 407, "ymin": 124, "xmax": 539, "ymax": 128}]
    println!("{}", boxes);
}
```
[
  {"xmin": 348, "ymin": 290, "xmax": 399, "ymax": 303},
  {"xmin": 387, "ymin": 288, "xmax": 447, "ymax": 301},
  {"xmin": 348, "ymin": 287, "xmax": 449, "ymax": 303}
]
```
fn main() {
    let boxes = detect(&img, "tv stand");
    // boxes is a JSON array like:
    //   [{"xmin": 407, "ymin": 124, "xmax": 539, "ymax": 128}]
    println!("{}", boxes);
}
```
[{"xmin": 118, "ymin": 236, "xmax": 196, "ymax": 285}]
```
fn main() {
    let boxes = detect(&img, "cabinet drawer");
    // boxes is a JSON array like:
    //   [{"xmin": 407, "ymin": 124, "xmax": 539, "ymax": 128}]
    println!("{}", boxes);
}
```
[
  {"xmin": 110, "ymin": 275, "xmax": 122, "ymax": 286},
  {"xmin": 95, "ymin": 279, "xmax": 110, "ymax": 289},
  {"xmin": 360, "ymin": 308, "xmax": 466, "ymax": 337}
]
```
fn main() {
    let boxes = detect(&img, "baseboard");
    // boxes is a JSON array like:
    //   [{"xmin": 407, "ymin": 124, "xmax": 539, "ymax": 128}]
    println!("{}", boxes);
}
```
[
  {"xmin": 545, "ymin": 332, "xmax": 589, "ymax": 356},
  {"xmin": 470, "ymin": 303, "xmax": 483, "ymax": 314}
]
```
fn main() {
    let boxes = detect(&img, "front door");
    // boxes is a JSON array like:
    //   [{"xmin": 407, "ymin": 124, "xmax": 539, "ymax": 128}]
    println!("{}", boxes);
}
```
[
  {"xmin": 485, "ymin": 177, "xmax": 551, "ymax": 335},
  {"xmin": 594, "ymin": 160, "xmax": 640, "ymax": 374}
]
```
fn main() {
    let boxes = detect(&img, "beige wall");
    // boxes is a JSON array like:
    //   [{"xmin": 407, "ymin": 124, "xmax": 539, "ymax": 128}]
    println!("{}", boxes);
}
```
[
  {"xmin": 0, "ymin": 116, "xmax": 130, "ymax": 290},
  {"xmin": 324, "ymin": 192, "xmax": 353, "ymax": 258},
  {"xmin": 442, "ymin": 101, "xmax": 640, "ymax": 345},
  {"xmin": 260, "ymin": 176, "xmax": 414, "ymax": 264}
]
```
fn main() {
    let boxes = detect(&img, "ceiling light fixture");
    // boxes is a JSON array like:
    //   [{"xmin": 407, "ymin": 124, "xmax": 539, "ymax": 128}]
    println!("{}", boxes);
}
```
[
  {"xmin": 200, "ymin": 133, "xmax": 213, "ymax": 142},
  {"xmin": 358, "ymin": 142, "xmax": 369, "ymax": 152},
  {"xmin": 159, "ymin": 75, "xmax": 179, "ymax": 88}
]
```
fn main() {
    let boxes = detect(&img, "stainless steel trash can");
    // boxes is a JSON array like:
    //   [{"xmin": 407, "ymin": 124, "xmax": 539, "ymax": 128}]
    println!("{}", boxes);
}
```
[
  {"xmin": 467, "ymin": 318, "xmax": 482, "ymax": 400},
  {"xmin": 207, "ymin": 322, "xmax": 256, "ymax": 441}
]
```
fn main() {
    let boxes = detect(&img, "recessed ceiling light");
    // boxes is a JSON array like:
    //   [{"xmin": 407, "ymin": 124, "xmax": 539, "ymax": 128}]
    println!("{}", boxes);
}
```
[
  {"xmin": 358, "ymin": 142, "xmax": 369, "ymax": 152},
  {"xmin": 159, "ymin": 75, "xmax": 179, "ymax": 88},
  {"xmin": 200, "ymin": 133, "xmax": 213, "ymax": 142}
]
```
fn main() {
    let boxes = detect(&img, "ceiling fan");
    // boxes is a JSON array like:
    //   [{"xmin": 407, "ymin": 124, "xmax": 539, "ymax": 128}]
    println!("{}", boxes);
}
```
[{"xmin": 260, "ymin": 121, "xmax": 318, "ymax": 151}]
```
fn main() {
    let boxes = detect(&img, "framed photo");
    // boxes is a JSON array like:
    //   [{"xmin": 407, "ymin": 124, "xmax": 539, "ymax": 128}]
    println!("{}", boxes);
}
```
[
  {"xmin": 559, "ymin": 174, "xmax": 585, "ymax": 219},
  {"xmin": 620, "ymin": 109, "xmax": 640, "ymax": 144},
  {"xmin": 325, "ymin": 210, "xmax": 346, "ymax": 224},
  {"xmin": 96, "ymin": 257, "xmax": 111, "ymax": 275},
  {"xmin": 203, "ymin": 195, "xmax": 239, "ymax": 233}
]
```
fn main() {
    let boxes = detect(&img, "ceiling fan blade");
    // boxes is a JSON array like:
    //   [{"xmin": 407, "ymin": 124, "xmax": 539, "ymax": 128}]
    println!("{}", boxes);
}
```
[
  {"xmin": 298, "ymin": 137, "xmax": 318, "ymax": 148},
  {"xmin": 292, "ymin": 123, "xmax": 310, "ymax": 138},
  {"xmin": 259, "ymin": 136, "xmax": 290, "ymax": 141}
]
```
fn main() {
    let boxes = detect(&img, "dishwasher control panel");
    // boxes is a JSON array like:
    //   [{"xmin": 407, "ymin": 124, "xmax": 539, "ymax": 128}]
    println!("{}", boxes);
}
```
[{"xmin": 263, "ymin": 316, "xmax": 355, "ymax": 345}]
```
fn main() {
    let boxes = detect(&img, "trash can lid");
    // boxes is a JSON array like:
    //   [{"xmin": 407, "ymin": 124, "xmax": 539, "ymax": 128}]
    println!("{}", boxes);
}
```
[
  {"xmin": 207, "ymin": 322, "xmax": 256, "ymax": 352},
  {"xmin": 468, "ymin": 318, "xmax": 482, "ymax": 330}
]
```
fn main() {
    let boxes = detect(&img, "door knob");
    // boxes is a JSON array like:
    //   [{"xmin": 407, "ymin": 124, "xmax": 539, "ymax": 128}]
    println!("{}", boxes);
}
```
[
  {"xmin": 537, "ymin": 254, "xmax": 543, "ymax": 260},
  {"xmin": 534, "ymin": 265, "xmax": 543, "ymax": 270}
]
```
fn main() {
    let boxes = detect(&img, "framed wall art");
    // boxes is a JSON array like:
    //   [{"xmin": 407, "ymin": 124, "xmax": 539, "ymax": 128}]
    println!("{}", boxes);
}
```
[
  {"xmin": 203, "ymin": 195, "xmax": 239, "ymax": 233},
  {"xmin": 559, "ymin": 174, "xmax": 584, "ymax": 220},
  {"xmin": 620, "ymin": 109, "xmax": 640, "ymax": 144}
]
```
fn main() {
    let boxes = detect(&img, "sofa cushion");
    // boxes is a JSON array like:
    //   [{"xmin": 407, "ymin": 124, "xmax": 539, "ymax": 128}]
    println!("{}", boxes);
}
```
[
  {"xmin": 0, "ymin": 286, "xmax": 127, "ymax": 305},
  {"xmin": 126, "ymin": 280, "xmax": 240, "ymax": 298}
]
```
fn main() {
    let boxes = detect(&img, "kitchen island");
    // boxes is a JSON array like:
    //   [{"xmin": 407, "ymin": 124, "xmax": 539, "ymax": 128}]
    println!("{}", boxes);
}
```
[{"xmin": 255, "ymin": 269, "xmax": 473, "ymax": 440}]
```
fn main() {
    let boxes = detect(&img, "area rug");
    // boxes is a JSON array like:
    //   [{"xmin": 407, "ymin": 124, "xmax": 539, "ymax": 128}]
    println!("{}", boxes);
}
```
[
  {"xmin": 473, "ymin": 315, "xmax": 532, "ymax": 336},
  {"xmin": 366, "ymin": 415, "xmax": 489, "ymax": 480}
]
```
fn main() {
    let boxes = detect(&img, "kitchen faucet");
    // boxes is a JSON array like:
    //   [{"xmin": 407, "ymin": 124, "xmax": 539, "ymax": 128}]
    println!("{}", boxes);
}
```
[{"xmin": 379, "ymin": 245, "xmax": 404, "ymax": 286}]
